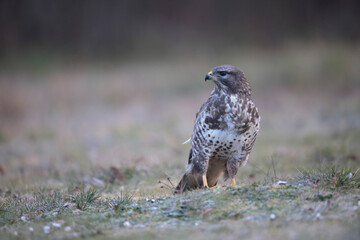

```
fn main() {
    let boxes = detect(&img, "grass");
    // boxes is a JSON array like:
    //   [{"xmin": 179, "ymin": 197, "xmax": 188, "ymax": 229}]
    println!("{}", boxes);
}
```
[
  {"xmin": 297, "ymin": 166, "xmax": 360, "ymax": 189},
  {"xmin": 0, "ymin": 166, "xmax": 359, "ymax": 239},
  {"xmin": 67, "ymin": 189, "xmax": 100, "ymax": 210},
  {"xmin": 0, "ymin": 43, "xmax": 359, "ymax": 239},
  {"xmin": 109, "ymin": 191, "xmax": 134, "ymax": 212}
]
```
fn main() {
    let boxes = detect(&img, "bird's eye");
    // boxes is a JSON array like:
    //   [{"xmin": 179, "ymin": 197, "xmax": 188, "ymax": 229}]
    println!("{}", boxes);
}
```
[{"xmin": 219, "ymin": 71, "xmax": 227, "ymax": 77}]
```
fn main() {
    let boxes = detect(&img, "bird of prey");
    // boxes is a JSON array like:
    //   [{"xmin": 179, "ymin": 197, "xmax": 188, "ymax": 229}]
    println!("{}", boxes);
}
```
[{"xmin": 175, "ymin": 65, "xmax": 260, "ymax": 193}]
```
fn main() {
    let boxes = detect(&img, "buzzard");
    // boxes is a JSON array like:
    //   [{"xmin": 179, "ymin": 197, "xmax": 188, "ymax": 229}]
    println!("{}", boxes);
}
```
[{"xmin": 175, "ymin": 65, "xmax": 260, "ymax": 193}]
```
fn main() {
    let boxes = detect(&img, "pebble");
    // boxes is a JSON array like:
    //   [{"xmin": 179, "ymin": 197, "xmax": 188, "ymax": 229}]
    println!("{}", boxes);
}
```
[
  {"xmin": 91, "ymin": 177, "xmax": 105, "ymax": 187},
  {"xmin": 43, "ymin": 226, "xmax": 51, "ymax": 234},
  {"xmin": 123, "ymin": 221, "xmax": 131, "ymax": 227},
  {"xmin": 73, "ymin": 209, "xmax": 80, "ymax": 215},
  {"xmin": 52, "ymin": 222, "xmax": 62, "ymax": 228},
  {"xmin": 276, "ymin": 180, "xmax": 288, "ymax": 185},
  {"xmin": 63, "ymin": 202, "xmax": 70, "ymax": 207}
]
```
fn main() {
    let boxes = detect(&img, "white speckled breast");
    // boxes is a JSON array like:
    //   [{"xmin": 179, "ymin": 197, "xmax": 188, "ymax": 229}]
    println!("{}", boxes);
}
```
[{"xmin": 192, "ymin": 93, "xmax": 260, "ymax": 165}]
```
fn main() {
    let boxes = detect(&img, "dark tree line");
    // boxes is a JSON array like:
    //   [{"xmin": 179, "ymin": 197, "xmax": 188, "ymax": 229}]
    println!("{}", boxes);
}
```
[{"xmin": 1, "ymin": 0, "xmax": 359, "ymax": 58}]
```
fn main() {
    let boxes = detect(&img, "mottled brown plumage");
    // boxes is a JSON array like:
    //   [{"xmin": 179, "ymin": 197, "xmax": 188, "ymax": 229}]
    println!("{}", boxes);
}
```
[{"xmin": 175, "ymin": 65, "xmax": 260, "ymax": 193}]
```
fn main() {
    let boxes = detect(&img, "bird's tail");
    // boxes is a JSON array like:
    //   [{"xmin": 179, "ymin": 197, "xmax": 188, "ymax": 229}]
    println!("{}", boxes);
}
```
[{"xmin": 174, "ymin": 173, "xmax": 202, "ymax": 194}]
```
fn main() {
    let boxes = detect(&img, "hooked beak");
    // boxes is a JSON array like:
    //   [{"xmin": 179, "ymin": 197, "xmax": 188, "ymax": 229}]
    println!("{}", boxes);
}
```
[{"xmin": 205, "ymin": 71, "xmax": 213, "ymax": 81}]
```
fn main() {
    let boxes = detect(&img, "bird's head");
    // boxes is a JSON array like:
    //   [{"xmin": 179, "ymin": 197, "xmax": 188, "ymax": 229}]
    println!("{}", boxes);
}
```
[{"xmin": 205, "ymin": 65, "xmax": 251, "ymax": 96}]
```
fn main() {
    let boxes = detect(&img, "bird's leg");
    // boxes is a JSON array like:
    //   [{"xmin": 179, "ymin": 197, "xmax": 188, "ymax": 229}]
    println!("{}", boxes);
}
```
[
  {"xmin": 202, "ymin": 174, "xmax": 209, "ymax": 188},
  {"xmin": 231, "ymin": 178, "xmax": 236, "ymax": 186},
  {"xmin": 226, "ymin": 157, "xmax": 240, "ymax": 187},
  {"xmin": 202, "ymin": 175, "xmax": 217, "ymax": 190}
]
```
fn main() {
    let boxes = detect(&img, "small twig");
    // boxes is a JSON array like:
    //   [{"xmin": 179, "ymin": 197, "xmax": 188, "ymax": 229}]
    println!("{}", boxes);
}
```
[
  {"xmin": 271, "ymin": 158, "xmax": 277, "ymax": 180},
  {"xmin": 265, "ymin": 165, "xmax": 271, "ymax": 180},
  {"xmin": 167, "ymin": 177, "xmax": 175, "ymax": 188},
  {"xmin": 295, "ymin": 167, "xmax": 303, "ymax": 175},
  {"xmin": 248, "ymin": 162, "xmax": 267, "ymax": 175},
  {"xmin": 160, "ymin": 185, "xmax": 172, "ymax": 190},
  {"xmin": 158, "ymin": 180, "xmax": 173, "ymax": 190}
]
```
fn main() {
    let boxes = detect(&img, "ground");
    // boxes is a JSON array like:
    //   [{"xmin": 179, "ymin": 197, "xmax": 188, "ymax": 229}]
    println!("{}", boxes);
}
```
[{"xmin": 0, "ymin": 43, "xmax": 360, "ymax": 239}]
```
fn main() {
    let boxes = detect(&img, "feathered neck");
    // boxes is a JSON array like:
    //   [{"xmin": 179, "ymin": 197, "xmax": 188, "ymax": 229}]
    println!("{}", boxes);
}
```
[{"xmin": 212, "ymin": 83, "xmax": 251, "ymax": 98}]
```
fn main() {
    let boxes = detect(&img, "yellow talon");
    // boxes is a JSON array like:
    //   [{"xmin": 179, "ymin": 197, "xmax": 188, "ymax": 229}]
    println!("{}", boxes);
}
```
[
  {"xmin": 202, "ymin": 175, "xmax": 217, "ymax": 190},
  {"xmin": 202, "ymin": 175, "xmax": 209, "ymax": 188},
  {"xmin": 231, "ymin": 178, "xmax": 236, "ymax": 186}
]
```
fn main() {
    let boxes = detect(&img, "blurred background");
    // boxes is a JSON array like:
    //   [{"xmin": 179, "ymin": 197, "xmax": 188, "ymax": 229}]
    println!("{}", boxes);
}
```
[{"xmin": 1, "ymin": 0, "xmax": 360, "ymax": 188}]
